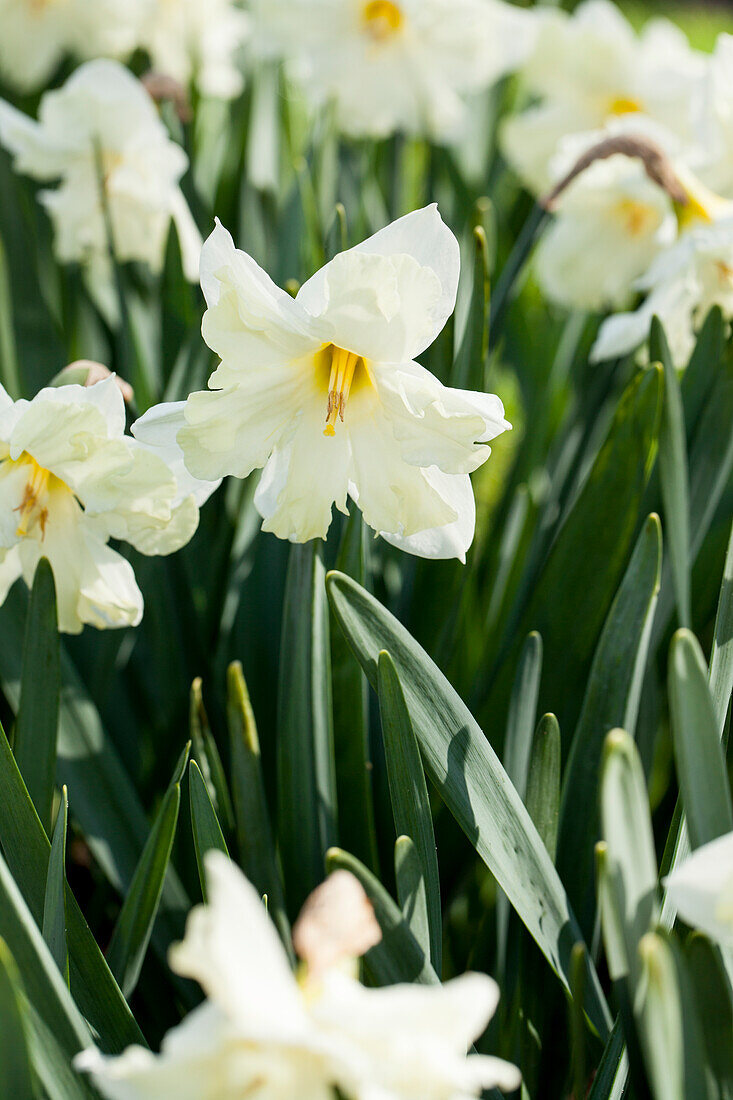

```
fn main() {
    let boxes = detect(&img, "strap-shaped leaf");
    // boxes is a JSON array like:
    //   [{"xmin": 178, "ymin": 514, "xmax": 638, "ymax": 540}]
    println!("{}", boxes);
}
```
[
  {"xmin": 326, "ymin": 571, "xmax": 611, "ymax": 1037},
  {"xmin": 326, "ymin": 846, "xmax": 438, "ymax": 986},
  {"xmin": 0, "ymin": 848, "xmax": 91, "ymax": 1060},
  {"xmin": 278, "ymin": 542, "xmax": 337, "ymax": 915},
  {"xmin": 559, "ymin": 513, "xmax": 661, "ymax": 937},
  {"xmin": 0, "ymin": 938, "xmax": 36, "ymax": 1099},
  {"xmin": 525, "ymin": 714, "xmax": 560, "ymax": 862},
  {"xmin": 709, "ymin": 519, "xmax": 733, "ymax": 736},
  {"xmin": 377, "ymin": 651, "xmax": 441, "ymax": 972},
  {"xmin": 190, "ymin": 678, "xmax": 235, "ymax": 836},
  {"xmin": 668, "ymin": 630, "xmax": 733, "ymax": 851},
  {"xmin": 651, "ymin": 318, "xmax": 691, "ymax": 628},
  {"xmin": 453, "ymin": 224, "xmax": 490, "ymax": 390},
  {"xmin": 42, "ymin": 787, "xmax": 69, "ymax": 985},
  {"xmin": 394, "ymin": 836, "xmax": 431, "ymax": 963},
  {"xmin": 636, "ymin": 933, "xmax": 685, "ymax": 1100},
  {"xmin": 0, "ymin": 719, "xmax": 142, "ymax": 1051},
  {"xmin": 227, "ymin": 662, "xmax": 290, "ymax": 950},
  {"xmin": 189, "ymin": 760, "xmax": 228, "ymax": 900},
  {"xmin": 106, "ymin": 745, "xmax": 189, "ymax": 999},
  {"xmin": 14, "ymin": 558, "xmax": 60, "ymax": 836}
]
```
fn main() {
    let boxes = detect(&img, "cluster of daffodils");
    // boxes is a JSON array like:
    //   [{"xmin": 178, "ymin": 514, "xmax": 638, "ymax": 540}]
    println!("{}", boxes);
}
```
[
  {"xmin": 251, "ymin": 0, "xmax": 537, "ymax": 142},
  {"xmin": 0, "ymin": 60, "xmax": 202, "ymax": 312},
  {"xmin": 503, "ymin": 0, "xmax": 733, "ymax": 366},
  {"xmin": 0, "ymin": 0, "xmax": 249, "ymax": 100},
  {"xmin": 78, "ymin": 853, "xmax": 521, "ymax": 1099},
  {"xmin": 0, "ymin": 370, "xmax": 215, "ymax": 633}
]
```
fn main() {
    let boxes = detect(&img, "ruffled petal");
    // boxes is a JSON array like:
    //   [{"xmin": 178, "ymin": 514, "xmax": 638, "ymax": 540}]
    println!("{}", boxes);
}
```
[
  {"xmin": 379, "ymin": 470, "xmax": 476, "ymax": 563},
  {"xmin": 297, "ymin": 205, "xmax": 459, "ymax": 362},
  {"xmin": 132, "ymin": 402, "xmax": 221, "ymax": 508},
  {"xmin": 664, "ymin": 831, "xmax": 733, "ymax": 946}
]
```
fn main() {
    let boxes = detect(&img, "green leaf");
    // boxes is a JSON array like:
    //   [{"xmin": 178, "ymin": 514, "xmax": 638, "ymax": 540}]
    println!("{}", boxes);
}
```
[
  {"xmin": 504, "ymin": 632, "xmax": 543, "ymax": 800},
  {"xmin": 227, "ymin": 662, "xmax": 290, "ymax": 950},
  {"xmin": 651, "ymin": 318, "xmax": 691, "ymax": 628},
  {"xmin": 0, "ymin": 232, "xmax": 21, "ymax": 400},
  {"xmin": 331, "ymin": 509, "xmax": 378, "ymax": 872},
  {"xmin": 190, "ymin": 678, "xmax": 235, "ymax": 837},
  {"xmin": 394, "ymin": 836, "xmax": 431, "ymax": 963},
  {"xmin": 587, "ymin": 1017, "xmax": 629, "ymax": 1100},
  {"xmin": 0, "ymin": 939, "xmax": 36, "ymax": 1099},
  {"xmin": 278, "ymin": 542, "xmax": 337, "ymax": 915},
  {"xmin": 326, "ymin": 571, "xmax": 611, "ymax": 1038},
  {"xmin": 453, "ymin": 225, "xmax": 490, "ymax": 390},
  {"xmin": 189, "ymin": 760, "xmax": 229, "ymax": 899},
  {"xmin": 558, "ymin": 514, "xmax": 662, "ymax": 937},
  {"xmin": 681, "ymin": 306, "xmax": 724, "ymax": 440},
  {"xmin": 377, "ymin": 650, "xmax": 441, "ymax": 973},
  {"xmin": 14, "ymin": 558, "xmax": 60, "ymax": 836},
  {"xmin": 24, "ymin": 1001, "xmax": 94, "ymax": 1100},
  {"xmin": 0, "ymin": 718, "xmax": 142, "ymax": 1051},
  {"xmin": 106, "ymin": 745, "xmax": 189, "ymax": 999},
  {"xmin": 525, "ymin": 713, "xmax": 560, "ymax": 862},
  {"xmin": 42, "ymin": 787, "xmax": 69, "ymax": 985},
  {"xmin": 325, "ymin": 847, "xmax": 438, "ymax": 986},
  {"xmin": 684, "ymin": 934, "xmax": 733, "ymax": 1092},
  {"xmin": 709, "ymin": 520, "xmax": 733, "ymax": 736},
  {"xmin": 485, "ymin": 365, "xmax": 662, "ymax": 738},
  {"xmin": 0, "ymin": 847, "xmax": 91, "ymax": 1060},
  {"xmin": 600, "ymin": 730, "xmax": 659, "ymax": 981},
  {"xmin": 668, "ymin": 630, "xmax": 733, "ymax": 851},
  {"xmin": 636, "ymin": 933, "xmax": 685, "ymax": 1100},
  {"xmin": 569, "ymin": 944, "xmax": 588, "ymax": 1100}
]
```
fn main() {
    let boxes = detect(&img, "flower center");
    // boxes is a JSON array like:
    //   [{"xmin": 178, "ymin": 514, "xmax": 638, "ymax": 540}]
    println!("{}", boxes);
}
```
[
  {"xmin": 321, "ymin": 344, "xmax": 366, "ymax": 437},
  {"xmin": 362, "ymin": 0, "xmax": 404, "ymax": 42},
  {"xmin": 7, "ymin": 453, "xmax": 68, "ymax": 540},
  {"xmin": 608, "ymin": 95, "xmax": 642, "ymax": 116},
  {"xmin": 616, "ymin": 198, "xmax": 657, "ymax": 238}
]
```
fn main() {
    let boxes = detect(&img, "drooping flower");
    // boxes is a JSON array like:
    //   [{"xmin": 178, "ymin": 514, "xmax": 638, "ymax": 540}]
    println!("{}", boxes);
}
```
[
  {"xmin": 501, "ymin": 0, "xmax": 706, "ymax": 193},
  {"xmin": 0, "ymin": 376, "xmax": 215, "ymax": 633},
  {"xmin": 591, "ymin": 214, "xmax": 733, "ymax": 367},
  {"xmin": 536, "ymin": 133, "xmax": 677, "ymax": 311},
  {"xmin": 0, "ymin": 59, "xmax": 201, "ymax": 309},
  {"xmin": 77, "ymin": 853, "xmax": 521, "ymax": 1100},
  {"xmin": 0, "ymin": 0, "xmax": 145, "ymax": 93},
  {"xmin": 134, "ymin": 206, "xmax": 510, "ymax": 562},
  {"xmin": 664, "ymin": 831, "xmax": 733, "ymax": 947},
  {"xmin": 137, "ymin": 0, "xmax": 250, "ymax": 101},
  {"xmin": 251, "ymin": 0, "xmax": 537, "ymax": 141}
]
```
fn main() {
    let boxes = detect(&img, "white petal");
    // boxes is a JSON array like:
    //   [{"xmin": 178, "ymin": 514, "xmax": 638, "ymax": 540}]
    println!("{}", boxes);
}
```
[
  {"xmin": 169, "ymin": 852, "xmax": 308, "ymax": 1038},
  {"xmin": 0, "ymin": 99, "xmax": 67, "ymax": 180},
  {"xmin": 379, "ymin": 470, "xmax": 476, "ymax": 563},
  {"xmin": 664, "ymin": 831, "xmax": 733, "ymax": 946},
  {"xmin": 374, "ymin": 361, "xmax": 510, "ymax": 475},
  {"xmin": 199, "ymin": 220, "xmax": 318, "ymax": 378},
  {"xmin": 132, "ymin": 402, "xmax": 221, "ymax": 508},
  {"xmin": 0, "ymin": 546, "xmax": 23, "ymax": 606},
  {"xmin": 254, "ymin": 403, "xmax": 351, "ymax": 543},
  {"xmin": 297, "ymin": 206, "xmax": 459, "ymax": 362},
  {"xmin": 179, "ymin": 369, "xmax": 307, "ymax": 482}
]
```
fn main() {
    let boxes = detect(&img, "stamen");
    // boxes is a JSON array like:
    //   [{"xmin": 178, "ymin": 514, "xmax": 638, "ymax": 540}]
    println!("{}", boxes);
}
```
[
  {"xmin": 14, "ymin": 460, "xmax": 51, "ymax": 538},
  {"xmin": 324, "ymin": 346, "xmax": 361, "ymax": 437},
  {"xmin": 362, "ymin": 0, "xmax": 404, "ymax": 42}
]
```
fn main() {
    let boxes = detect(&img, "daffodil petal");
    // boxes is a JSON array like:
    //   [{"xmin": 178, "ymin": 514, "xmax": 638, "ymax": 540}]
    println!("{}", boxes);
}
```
[
  {"xmin": 664, "ymin": 831, "xmax": 733, "ymax": 946},
  {"xmin": 378, "ymin": 469, "xmax": 476, "ymax": 562}
]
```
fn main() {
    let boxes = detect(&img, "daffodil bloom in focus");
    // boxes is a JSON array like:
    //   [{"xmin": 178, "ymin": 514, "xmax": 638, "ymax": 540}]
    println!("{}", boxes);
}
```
[
  {"xmin": 0, "ymin": 377, "xmax": 216, "ymax": 634},
  {"xmin": 135, "ymin": 206, "xmax": 510, "ymax": 562},
  {"xmin": 0, "ymin": 60, "xmax": 201, "ymax": 311},
  {"xmin": 501, "ymin": 0, "xmax": 706, "ymax": 193},
  {"xmin": 0, "ymin": 0, "xmax": 145, "ymax": 93},
  {"xmin": 251, "ymin": 0, "xmax": 536, "ymax": 141},
  {"xmin": 664, "ymin": 831, "xmax": 733, "ymax": 947},
  {"xmin": 77, "ymin": 852, "xmax": 521, "ymax": 1099},
  {"xmin": 138, "ymin": 0, "xmax": 250, "ymax": 100}
]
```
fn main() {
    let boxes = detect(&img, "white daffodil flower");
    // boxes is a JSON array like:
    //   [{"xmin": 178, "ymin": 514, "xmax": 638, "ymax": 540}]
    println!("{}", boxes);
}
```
[
  {"xmin": 692, "ymin": 35, "xmax": 733, "ymax": 202},
  {"xmin": 0, "ymin": 0, "xmax": 145, "ymax": 93},
  {"xmin": 501, "ymin": 0, "xmax": 706, "ymax": 193},
  {"xmin": 536, "ymin": 147, "xmax": 677, "ymax": 312},
  {"xmin": 0, "ymin": 60, "xmax": 201, "ymax": 307},
  {"xmin": 138, "ymin": 0, "xmax": 250, "ymax": 101},
  {"xmin": 664, "ymin": 831, "xmax": 733, "ymax": 947},
  {"xmin": 78, "ymin": 853, "xmax": 521, "ymax": 1100},
  {"xmin": 135, "ymin": 206, "xmax": 510, "ymax": 562},
  {"xmin": 0, "ymin": 376, "xmax": 215, "ymax": 634},
  {"xmin": 591, "ymin": 216, "xmax": 733, "ymax": 367},
  {"xmin": 251, "ymin": 0, "xmax": 537, "ymax": 141}
]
